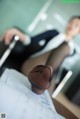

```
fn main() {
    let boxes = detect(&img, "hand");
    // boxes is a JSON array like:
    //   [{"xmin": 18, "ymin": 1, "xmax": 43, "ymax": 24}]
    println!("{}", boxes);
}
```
[{"xmin": 1, "ymin": 28, "xmax": 26, "ymax": 45}]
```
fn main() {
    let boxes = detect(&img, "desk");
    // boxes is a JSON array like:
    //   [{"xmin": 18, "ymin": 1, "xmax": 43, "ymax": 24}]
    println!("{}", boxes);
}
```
[{"xmin": 52, "ymin": 70, "xmax": 80, "ymax": 119}]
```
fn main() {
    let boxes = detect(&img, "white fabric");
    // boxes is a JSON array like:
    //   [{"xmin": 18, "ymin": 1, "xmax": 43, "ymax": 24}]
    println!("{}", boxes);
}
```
[
  {"xmin": 0, "ymin": 69, "xmax": 64, "ymax": 119},
  {"xmin": 23, "ymin": 35, "xmax": 31, "ymax": 45},
  {"xmin": 30, "ymin": 33, "xmax": 74, "ymax": 58},
  {"xmin": 68, "ymin": 41, "xmax": 74, "ymax": 55}
]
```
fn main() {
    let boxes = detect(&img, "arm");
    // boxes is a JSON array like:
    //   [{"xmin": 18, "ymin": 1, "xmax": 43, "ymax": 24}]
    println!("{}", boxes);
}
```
[{"xmin": 1, "ymin": 28, "xmax": 59, "ymax": 61}]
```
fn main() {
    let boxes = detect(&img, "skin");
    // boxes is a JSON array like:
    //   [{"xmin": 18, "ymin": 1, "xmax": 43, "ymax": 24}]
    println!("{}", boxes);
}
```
[
  {"xmin": 1, "ymin": 28, "xmax": 26, "ymax": 45},
  {"xmin": 65, "ymin": 18, "xmax": 80, "ymax": 41}
]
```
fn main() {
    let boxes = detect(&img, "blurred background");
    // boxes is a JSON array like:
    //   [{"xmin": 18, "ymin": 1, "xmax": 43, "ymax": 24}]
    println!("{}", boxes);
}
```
[
  {"xmin": 0, "ymin": 0, "xmax": 80, "ymax": 50},
  {"xmin": 0, "ymin": 0, "xmax": 80, "ymax": 118},
  {"xmin": 0, "ymin": 0, "xmax": 80, "ymax": 35}
]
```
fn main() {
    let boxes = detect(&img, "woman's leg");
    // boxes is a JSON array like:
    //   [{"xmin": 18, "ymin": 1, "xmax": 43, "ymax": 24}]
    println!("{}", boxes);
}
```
[
  {"xmin": 21, "ymin": 51, "xmax": 51, "ymax": 76},
  {"xmin": 46, "ymin": 42, "xmax": 70, "ymax": 95}
]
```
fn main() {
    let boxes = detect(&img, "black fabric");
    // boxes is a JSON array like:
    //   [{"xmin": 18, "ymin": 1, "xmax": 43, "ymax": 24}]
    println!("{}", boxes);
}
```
[{"xmin": 10, "ymin": 29, "xmax": 59, "ymax": 62}]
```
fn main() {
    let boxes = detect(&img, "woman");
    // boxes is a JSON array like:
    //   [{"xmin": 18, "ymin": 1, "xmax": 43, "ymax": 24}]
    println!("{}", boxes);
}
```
[{"xmin": 1, "ymin": 16, "xmax": 80, "ymax": 94}]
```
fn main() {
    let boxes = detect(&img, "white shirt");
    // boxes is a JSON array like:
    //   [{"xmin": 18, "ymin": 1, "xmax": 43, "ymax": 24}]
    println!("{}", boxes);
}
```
[{"xmin": 0, "ymin": 69, "xmax": 64, "ymax": 119}]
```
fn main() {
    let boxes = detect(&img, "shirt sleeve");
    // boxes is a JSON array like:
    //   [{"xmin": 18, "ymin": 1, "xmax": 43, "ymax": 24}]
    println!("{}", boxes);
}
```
[
  {"xmin": 23, "ymin": 35, "xmax": 31, "ymax": 45},
  {"xmin": 68, "ymin": 41, "xmax": 74, "ymax": 55}
]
